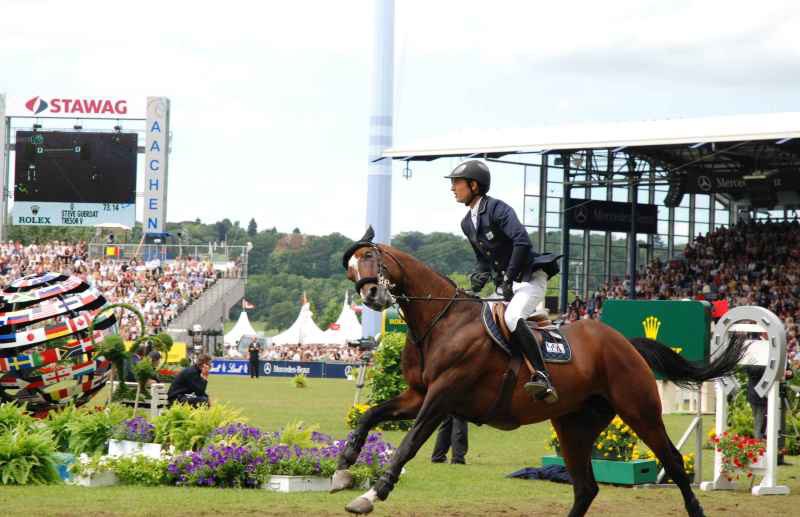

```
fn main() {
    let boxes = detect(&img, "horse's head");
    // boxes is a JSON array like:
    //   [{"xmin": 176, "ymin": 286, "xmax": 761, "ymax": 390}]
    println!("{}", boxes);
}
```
[{"xmin": 342, "ymin": 226, "xmax": 397, "ymax": 311}]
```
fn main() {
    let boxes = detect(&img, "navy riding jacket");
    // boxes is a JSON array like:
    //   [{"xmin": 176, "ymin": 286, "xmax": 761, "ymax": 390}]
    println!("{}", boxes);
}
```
[{"xmin": 461, "ymin": 196, "xmax": 540, "ymax": 282}]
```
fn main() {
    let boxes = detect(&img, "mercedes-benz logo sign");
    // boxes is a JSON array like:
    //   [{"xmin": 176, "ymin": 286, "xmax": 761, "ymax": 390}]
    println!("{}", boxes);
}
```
[
  {"xmin": 574, "ymin": 206, "xmax": 588, "ymax": 224},
  {"xmin": 344, "ymin": 365, "xmax": 353, "ymax": 377},
  {"xmin": 263, "ymin": 362, "xmax": 272, "ymax": 375},
  {"xmin": 697, "ymin": 176, "xmax": 712, "ymax": 192}
]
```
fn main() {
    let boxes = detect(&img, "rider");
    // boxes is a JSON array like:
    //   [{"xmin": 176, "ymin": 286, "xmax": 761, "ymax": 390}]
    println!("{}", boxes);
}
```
[{"xmin": 446, "ymin": 160, "xmax": 560, "ymax": 404}]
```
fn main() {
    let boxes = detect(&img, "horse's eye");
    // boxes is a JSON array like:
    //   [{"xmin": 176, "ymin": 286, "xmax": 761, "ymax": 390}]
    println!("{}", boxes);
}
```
[{"xmin": 364, "ymin": 252, "xmax": 373, "ymax": 259}]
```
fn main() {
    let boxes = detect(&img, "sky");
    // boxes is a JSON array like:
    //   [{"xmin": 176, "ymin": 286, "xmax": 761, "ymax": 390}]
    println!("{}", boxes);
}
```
[{"xmin": 2, "ymin": 0, "xmax": 800, "ymax": 241}]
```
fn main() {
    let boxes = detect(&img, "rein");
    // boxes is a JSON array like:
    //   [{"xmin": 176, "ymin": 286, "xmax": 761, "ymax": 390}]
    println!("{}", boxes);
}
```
[{"xmin": 343, "ymin": 235, "xmax": 502, "ymax": 373}]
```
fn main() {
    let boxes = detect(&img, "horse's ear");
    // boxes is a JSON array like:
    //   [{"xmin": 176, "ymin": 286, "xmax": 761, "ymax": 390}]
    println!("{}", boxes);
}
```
[{"xmin": 360, "ymin": 225, "xmax": 375, "ymax": 243}]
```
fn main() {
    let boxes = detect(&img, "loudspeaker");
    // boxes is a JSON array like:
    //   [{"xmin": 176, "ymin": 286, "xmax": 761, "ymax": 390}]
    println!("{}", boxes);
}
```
[{"xmin": 664, "ymin": 175, "xmax": 686, "ymax": 208}]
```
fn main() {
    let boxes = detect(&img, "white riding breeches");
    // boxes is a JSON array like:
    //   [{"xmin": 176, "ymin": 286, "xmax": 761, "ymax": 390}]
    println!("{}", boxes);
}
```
[{"xmin": 503, "ymin": 270, "xmax": 549, "ymax": 332}]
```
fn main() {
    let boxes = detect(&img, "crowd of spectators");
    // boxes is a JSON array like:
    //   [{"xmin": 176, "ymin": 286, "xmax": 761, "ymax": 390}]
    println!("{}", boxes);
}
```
[
  {"xmin": 567, "ymin": 220, "xmax": 800, "ymax": 367},
  {"xmin": 261, "ymin": 344, "xmax": 363, "ymax": 362},
  {"xmin": 0, "ymin": 240, "xmax": 218, "ymax": 340}
]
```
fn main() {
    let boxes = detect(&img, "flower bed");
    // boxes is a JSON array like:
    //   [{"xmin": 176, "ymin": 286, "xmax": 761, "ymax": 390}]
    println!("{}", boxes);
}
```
[{"xmin": 710, "ymin": 431, "xmax": 766, "ymax": 481}]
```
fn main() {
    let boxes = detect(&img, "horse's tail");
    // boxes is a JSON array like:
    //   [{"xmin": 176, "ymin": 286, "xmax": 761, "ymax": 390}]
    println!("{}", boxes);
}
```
[{"xmin": 629, "ymin": 334, "xmax": 748, "ymax": 390}]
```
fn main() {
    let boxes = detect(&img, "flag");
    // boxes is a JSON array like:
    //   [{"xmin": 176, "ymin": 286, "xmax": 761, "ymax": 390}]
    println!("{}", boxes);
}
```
[
  {"xmin": 711, "ymin": 299, "xmax": 729, "ymax": 319},
  {"xmin": 242, "ymin": 299, "xmax": 255, "ymax": 310},
  {"xmin": 104, "ymin": 246, "xmax": 120, "ymax": 257},
  {"xmin": 328, "ymin": 322, "xmax": 341, "ymax": 330}
]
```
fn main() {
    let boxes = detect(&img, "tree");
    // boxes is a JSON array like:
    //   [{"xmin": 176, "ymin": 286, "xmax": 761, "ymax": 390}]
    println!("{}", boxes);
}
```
[
  {"xmin": 318, "ymin": 297, "xmax": 342, "ymax": 330},
  {"xmin": 247, "ymin": 218, "xmax": 258, "ymax": 237}
]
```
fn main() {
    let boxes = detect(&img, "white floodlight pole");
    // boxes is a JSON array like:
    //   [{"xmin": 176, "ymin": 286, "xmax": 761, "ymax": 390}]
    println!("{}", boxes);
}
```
[{"xmin": 363, "ymin": 0, "xmax": 394, "ymax": 337}]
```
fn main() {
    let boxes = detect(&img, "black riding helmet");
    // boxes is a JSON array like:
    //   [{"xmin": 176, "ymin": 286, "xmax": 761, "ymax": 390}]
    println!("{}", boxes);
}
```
[{"xmin": 444, "ymin": 160, "xmax": 491, "ymax": 194}]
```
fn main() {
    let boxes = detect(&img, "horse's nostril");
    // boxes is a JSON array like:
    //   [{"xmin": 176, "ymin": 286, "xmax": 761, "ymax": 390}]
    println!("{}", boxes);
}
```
[{"xmin": 368, "ymin": 286, "xmax": 378, "ymax": 297}]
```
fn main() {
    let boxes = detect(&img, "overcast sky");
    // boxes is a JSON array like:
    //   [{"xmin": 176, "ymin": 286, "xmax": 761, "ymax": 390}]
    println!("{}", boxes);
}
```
[{"xmin": 2, "ymin": 0, "xmax": 799, "ymax": 240}]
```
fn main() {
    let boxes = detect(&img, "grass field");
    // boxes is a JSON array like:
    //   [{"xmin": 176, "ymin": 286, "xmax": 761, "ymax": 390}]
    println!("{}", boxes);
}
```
[{"xmin": 2, "ymin": 376, "xmax": 799, "ymax": 516}]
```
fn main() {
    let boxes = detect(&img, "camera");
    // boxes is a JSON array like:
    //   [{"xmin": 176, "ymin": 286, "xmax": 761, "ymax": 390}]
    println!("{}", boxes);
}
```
[{"xmin": 347, "ymin": 337, "xmax": 378, "ymax": 351}]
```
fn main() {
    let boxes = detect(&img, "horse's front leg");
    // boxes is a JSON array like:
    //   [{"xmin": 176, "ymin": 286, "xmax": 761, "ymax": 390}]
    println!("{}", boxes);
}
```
[
  {"xmin": 345, "ymin": 387, "xmax": 449, "ymax": 514},
  {"xmin": 331, "ymin": 388, "xmax": 423, "ymax": 492}
]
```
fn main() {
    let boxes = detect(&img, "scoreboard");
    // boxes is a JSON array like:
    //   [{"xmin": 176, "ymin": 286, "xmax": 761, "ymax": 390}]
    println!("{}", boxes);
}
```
[{"xmin": 12, "ymin": 130, "xmax": 137, "ymax": 227}]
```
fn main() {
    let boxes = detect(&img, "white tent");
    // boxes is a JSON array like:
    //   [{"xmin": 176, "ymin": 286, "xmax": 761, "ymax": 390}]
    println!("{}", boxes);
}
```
[
  {"xmin": 322, "ymin": 293, "xmax": 362, "ymax": 345},
  {"xmin": 271, "ymin": 301, "xmax": 330, "ymax": 346},
  {"xmin": 224, "ymin": 310, "xmax": 258, "ymax": 348}
]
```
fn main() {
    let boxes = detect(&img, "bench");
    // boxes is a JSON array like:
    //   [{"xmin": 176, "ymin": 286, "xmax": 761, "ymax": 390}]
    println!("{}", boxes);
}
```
[{"xmin": 111, "ymin": 382, "xmax": 169, "ymax": 418}]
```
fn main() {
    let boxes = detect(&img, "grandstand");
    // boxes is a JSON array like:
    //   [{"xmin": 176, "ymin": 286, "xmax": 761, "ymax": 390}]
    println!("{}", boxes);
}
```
[{"xmin": 0, "ymin": 240, "xmax": 247, "ymax": 345}]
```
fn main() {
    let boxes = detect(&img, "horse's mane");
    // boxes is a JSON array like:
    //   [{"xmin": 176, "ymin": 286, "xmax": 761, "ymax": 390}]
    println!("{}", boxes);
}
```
[{"xmin": 379, "ymin": 244, "xmax": 458, "ymax": 290}]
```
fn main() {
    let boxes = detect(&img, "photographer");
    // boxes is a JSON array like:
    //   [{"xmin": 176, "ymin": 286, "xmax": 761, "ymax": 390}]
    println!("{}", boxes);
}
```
[{"xmin": 167, "ymin": 354, "xmax": 211, "ymax": 407}]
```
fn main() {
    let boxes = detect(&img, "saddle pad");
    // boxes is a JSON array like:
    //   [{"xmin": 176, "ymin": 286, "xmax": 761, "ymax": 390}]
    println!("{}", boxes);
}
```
[{"xmin": 480, "ymin": 303, "xmax": 572, "ymax": 364}]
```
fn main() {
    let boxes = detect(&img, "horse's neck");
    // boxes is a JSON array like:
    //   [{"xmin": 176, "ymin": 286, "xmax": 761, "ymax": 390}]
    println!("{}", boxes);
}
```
[{"xmin": 389, "ymin": 247, "xmax": 457, "ymax": 338}]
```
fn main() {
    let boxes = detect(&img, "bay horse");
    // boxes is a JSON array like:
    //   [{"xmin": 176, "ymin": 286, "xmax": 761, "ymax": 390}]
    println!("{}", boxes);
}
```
[{"xmin": 332, "ymin": 227, "xmax": 746, "ymax": 516}]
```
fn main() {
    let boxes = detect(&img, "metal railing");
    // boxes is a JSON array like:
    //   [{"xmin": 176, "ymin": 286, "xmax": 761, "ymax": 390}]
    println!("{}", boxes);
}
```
[{"xmin": 87, "ymin": 243, "xmax": 249, "ymax": 279}]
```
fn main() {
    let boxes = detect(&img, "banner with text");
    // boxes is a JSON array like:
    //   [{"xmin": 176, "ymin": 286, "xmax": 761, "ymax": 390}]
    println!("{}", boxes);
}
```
[
  {"xmin": 210, "ymin": 359, "xmax": 358, "ymax": 379},
  {"xmin": 143, "ymin": 97, "xmax": 170, "ymax": 235},
  {"xmin": 565, "ymin": 199, "xmax": 658, "ymax": 234}
]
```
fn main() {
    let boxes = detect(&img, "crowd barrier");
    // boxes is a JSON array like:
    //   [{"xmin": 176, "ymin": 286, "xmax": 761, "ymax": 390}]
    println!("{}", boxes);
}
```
[{"xmin": 210, "ymin": 359, "xmax": 358, "ymax": 379}]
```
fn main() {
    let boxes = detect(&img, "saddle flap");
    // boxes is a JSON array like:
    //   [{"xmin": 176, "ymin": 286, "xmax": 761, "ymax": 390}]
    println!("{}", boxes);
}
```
[{"xmin": 481, "ymin": 302, "xmax": 572, "ymax": 363}]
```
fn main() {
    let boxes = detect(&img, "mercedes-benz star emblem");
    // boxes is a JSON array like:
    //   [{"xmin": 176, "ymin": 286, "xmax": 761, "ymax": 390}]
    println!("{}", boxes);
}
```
[
  {"xmin": 697, "ymin": 176, "xmax": 712, "ymax": 192},
  {"xmin": 263, "ymin": 362, "xmax": 272, "ymax": 375}
]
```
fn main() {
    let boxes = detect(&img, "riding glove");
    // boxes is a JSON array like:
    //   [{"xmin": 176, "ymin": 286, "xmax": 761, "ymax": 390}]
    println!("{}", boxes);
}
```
[
  {"xmin": 469, "ymin": 271, "xmax": 491, "ymax": 293},
  {"xmin": 500, "ymin": 277, "xmax": 514, "ymax": 301}
]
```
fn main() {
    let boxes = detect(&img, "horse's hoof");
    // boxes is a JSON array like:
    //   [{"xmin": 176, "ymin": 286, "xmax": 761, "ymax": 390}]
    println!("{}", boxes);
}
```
[
  {"xmin": 330, "ymin": 469, "xmax": 354, "ymax": 493},
  {"xmin": 345, "ymin": 497, "xmax": 374, "ymax": 514}
]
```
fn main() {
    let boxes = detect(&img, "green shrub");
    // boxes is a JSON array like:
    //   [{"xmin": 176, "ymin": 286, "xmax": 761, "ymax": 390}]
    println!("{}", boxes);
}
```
[
  {"xmin": 277, "ymin": 420, "xmax": 319, "ymax": 449},
  {"xmin": 45, "ymin": 404, "xmax": 84, "ymax": 452},
  {"xmin": 154, "ymin": 403, "xmax": 243, "ymax": 452},
  {"xmin": 66, "ymin": 404, "xmax": 131, "ymax": 455},
  {"xmin": 112, "ymin": 455, "xmax": 168, "ymax": 486},
  {"xmin": 0, "ymin": 426, "xmax": 61, "ymax": 485},
  {"xmin": 367, "ymin": 332, "xmax": 411, "ymax": 431},
  {"xmin": 133, "ymin": 360, "xmax": 157, "ymax": 396},
  {"xmin": 178, "ymin": 357, "xmax": 191, "ymax": 368},
  {"xmin": 0, "ymin": 403, "xmax": 35, "ymax": 434},
  {"xmin": 292, "ymin": 373, "xmax": 307, "ymax": 388}
]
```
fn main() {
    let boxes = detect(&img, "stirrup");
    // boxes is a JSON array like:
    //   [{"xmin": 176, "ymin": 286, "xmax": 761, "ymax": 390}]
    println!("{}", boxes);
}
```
[{"xmin": 524, "ymin": 373, "xmax": 559, "ymax": 404}]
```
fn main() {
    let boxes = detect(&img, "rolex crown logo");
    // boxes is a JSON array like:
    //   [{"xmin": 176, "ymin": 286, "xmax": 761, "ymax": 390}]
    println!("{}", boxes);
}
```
[{"xmin": 642, "ymin": 316, "xmax": 661, "ymax": 340}]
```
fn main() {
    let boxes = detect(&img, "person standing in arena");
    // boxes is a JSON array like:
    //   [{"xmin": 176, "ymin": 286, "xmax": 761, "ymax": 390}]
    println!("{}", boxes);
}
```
[
  {"xmin": 248, "ymin": 339, "xmax": 262, "ymax": 379},
  {"xmin": 431, "ymin": 415, "xmax": 468, "ymax": 464},
  {"xmin": 446, "ymin": 160, "xmax": 561, "ymax": 403}
]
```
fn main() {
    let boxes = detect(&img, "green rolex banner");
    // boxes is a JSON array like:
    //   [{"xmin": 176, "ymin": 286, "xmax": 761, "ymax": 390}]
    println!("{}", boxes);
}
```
[
  {"xmin": 382, "ymin": 307, "xmax": 407, "ymax": 335},
  {"xmin": 600, "ymin": 300, "xmax": 711, "ymax": 367}
]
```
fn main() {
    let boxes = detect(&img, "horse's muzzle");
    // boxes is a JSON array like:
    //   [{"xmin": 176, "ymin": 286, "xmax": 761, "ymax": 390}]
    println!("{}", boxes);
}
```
[{"xmin": 361, "ymin": 284, "xmax": 392, "ymax": 311}]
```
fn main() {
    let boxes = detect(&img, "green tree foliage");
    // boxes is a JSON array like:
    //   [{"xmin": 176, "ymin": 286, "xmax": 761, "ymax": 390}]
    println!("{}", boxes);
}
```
[
  {"xmin": 246, "ymin": 218, "xmax": 258, "ymax": 237},
  {"xmin": 366, "ymin": 332, "xmax": 412, "ymax": 430}
]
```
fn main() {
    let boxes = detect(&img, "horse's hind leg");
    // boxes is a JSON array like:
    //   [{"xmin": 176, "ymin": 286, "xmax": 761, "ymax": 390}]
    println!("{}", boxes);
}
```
[
  {"xmin": 552, "ymin": 397, "xmax": 615, "ymax": 517},
  {"xmin": 332, "ymin": 388, "xmax": 423, "ymax": 492},
  {"xmin": 612, "ymin": 389, "xmax": 704, "ymax": 517}
]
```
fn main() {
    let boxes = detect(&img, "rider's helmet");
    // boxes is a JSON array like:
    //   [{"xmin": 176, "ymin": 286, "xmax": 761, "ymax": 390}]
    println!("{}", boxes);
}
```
[{"xmin": 444, "ymin": 160, "xmax": 491, "ymax": 194}]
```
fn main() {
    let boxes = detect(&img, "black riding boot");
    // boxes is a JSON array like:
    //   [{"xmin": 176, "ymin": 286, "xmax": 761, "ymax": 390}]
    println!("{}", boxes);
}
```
[{"xmin": 510, "ymin": 320, "xmax": 559, "ymax": 404}]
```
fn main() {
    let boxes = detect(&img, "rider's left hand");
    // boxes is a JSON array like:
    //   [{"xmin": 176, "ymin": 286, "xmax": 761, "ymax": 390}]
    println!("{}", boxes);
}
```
[{"xmin": 501, "ymin": 279, "xmax": 514, "ymax": 301}]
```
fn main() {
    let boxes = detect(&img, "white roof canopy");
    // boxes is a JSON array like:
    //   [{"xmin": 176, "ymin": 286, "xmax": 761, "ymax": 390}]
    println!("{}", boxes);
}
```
[
  {"xmin": 271, "ymin": 302, "xmax": 330, "ymax": 346},
  {"xmin": 383, "ymin": 112, "xmax": 800, "ymax": 160},
  {"xmin": 322, "ymin": 292, "xmax": 362, "ymax": 346},
  {"xmin": 224, "ymin": 310, "xmax": 258, "ymax": 346}
]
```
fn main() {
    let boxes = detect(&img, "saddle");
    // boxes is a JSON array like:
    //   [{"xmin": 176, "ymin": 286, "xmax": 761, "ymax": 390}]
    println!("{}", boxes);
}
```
[{"xmin": 480, "ymin": 303, "xmax": 572, "ymax": 363}]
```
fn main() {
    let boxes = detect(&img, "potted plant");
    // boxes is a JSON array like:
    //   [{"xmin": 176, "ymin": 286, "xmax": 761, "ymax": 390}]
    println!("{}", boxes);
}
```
[
  {"xmin": 263, "ymin": 425, "xmax": 394, "ymax": 492},
  {"xmin": 69, "ymin": 454, "xmax": 118, "ymax": 487},
  {"xmin": 108, "ymin": 416, "xmax": 161, "ymax": 459},
  {"xmin": 544, "ymin": 417, "xmax": 657, "ymax": 485},
  {"xmin": 709, "ymin": 431, "xmax": 766, "ymax": 482}
]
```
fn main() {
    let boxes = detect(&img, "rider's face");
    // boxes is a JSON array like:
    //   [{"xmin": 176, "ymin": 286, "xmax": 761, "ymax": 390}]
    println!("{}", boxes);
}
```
[{"xmin": 451, "ymin": 178, "xmax": 476, "ymax": 204}]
